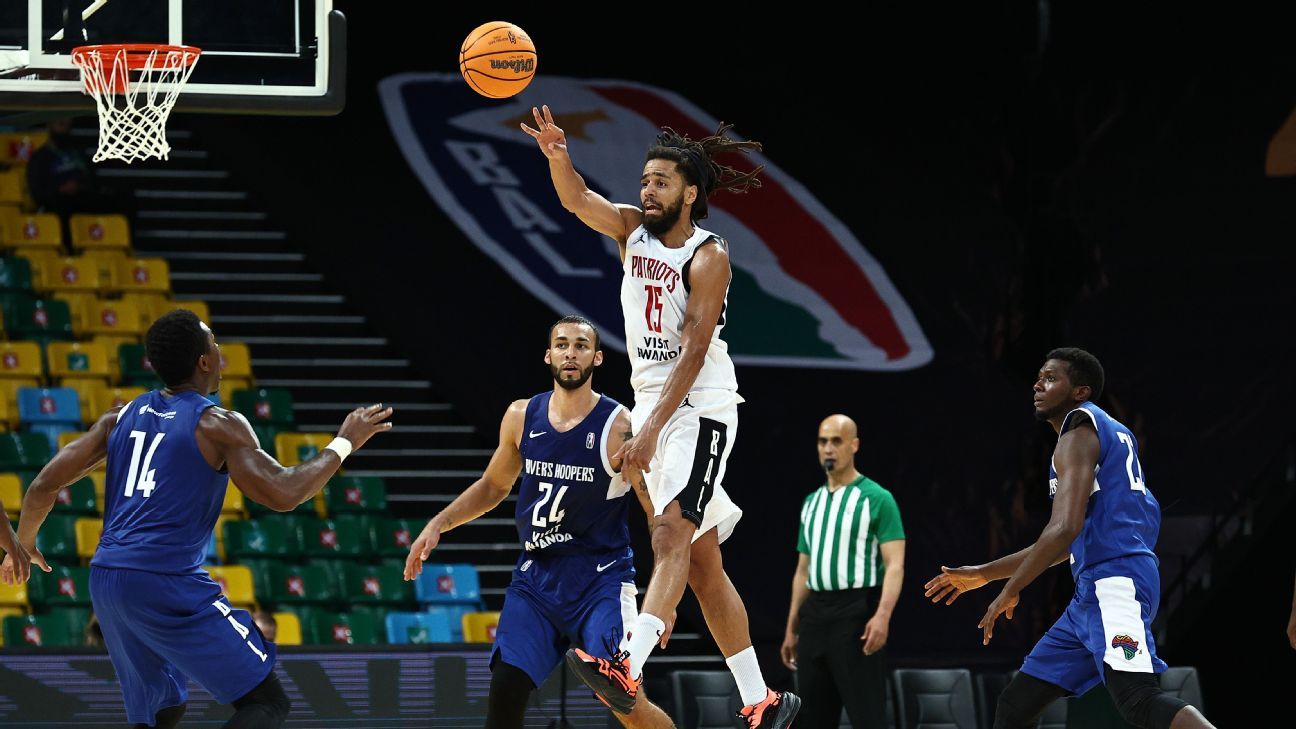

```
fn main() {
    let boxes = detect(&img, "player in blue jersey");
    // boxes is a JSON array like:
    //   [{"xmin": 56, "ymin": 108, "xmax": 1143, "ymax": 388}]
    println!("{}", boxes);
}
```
[
  {"xmin": 0, "ymin": 310, "xmax": 393, "ymax": 729},
  {"xmin": 404, "ymin": 316, "xmax": 674, "ymax": 729},
  {"xmin": 923, "ymin": 348, "xmax": 1215, "ymax": 729}
]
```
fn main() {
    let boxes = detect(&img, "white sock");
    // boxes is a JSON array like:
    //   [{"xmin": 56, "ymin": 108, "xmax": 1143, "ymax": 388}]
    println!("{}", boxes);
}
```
[
  {"xmin": 726, "ymin": 646, "xmax": 768, "ymax": 706},
  {"xmin": 625, "ymin": 613, "xmax": 665, "ymax": 679}
]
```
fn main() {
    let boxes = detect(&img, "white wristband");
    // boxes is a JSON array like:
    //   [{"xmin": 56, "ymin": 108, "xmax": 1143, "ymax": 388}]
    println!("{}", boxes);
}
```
[{"xmin": 325, "ymin": 437, "xmax": 353, "ymax": 462}]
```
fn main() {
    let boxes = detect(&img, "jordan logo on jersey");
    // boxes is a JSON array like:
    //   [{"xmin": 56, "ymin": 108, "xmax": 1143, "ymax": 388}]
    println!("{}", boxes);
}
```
[{"xmin": 1111, "ymin": 634, "xmax": 1140, "ymax": 660}]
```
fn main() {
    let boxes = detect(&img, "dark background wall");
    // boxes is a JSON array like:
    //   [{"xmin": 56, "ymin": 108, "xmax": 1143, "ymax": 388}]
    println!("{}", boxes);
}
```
[{"xmin": 189, "ymin": 4, "xmax": 1294, "ymax": 721}]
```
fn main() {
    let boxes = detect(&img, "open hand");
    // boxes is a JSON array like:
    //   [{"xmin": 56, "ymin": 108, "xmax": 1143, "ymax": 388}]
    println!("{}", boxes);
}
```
[{"xmin": 519, "ymin": 105, "xmax": 569, "ymax": 160}]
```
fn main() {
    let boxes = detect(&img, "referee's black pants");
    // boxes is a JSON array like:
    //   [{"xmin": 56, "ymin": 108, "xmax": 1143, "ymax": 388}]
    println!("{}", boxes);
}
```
[{"xmin": 797, "ymin": 587, "xmax": 888, "ymax": 729}]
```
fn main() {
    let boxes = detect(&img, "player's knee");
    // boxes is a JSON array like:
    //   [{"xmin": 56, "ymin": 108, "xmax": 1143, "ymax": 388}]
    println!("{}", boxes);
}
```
[
  {"xmin": 1104, "ymin": 667, "xmax": 1187, "ymax": 729},
  {"xmin": 650, "ymin": 509, "xmax": 693, "ymax": 560},
  {"xmin": 993, "ymin": 673, "xmax": 1064, "ymax": 729}
]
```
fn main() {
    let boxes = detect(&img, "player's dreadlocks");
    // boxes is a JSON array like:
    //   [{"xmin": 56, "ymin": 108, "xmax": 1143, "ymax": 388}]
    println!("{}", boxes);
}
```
[{"xmin": 646, "ymin": 123, "xmax": 764, "ymax": 221}]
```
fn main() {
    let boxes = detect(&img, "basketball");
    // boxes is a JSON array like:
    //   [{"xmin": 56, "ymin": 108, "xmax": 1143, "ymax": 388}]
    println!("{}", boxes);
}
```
[{"xmin": 459, "ymin": 21, "xmax": 537, "ymax": 99}]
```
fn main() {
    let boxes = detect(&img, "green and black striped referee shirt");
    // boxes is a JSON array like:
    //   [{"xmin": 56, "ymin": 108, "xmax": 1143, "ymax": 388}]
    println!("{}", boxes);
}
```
[{"xmin": 796, "ymin": 475, "xmax": 905, "ymax": 591}]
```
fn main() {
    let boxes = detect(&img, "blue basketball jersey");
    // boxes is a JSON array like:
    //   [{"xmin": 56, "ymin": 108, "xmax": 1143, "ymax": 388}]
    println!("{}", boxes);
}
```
[
  {"xmin": 515, "ymin": 392, "xmax": 631, "ymax": 557},
  {"xmin": 1049, "ymin": 402, "xmax": 1161, "ymax": 577},
  {"xmin": 92, "ymin": 390, "xmax": 229, "ymax": 575}
]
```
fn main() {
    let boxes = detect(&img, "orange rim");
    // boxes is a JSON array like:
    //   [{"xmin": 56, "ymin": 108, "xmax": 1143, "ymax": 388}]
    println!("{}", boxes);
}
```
[{"xmin": 71, "ymin": 44, "xmax": 202, "ymax": 70}]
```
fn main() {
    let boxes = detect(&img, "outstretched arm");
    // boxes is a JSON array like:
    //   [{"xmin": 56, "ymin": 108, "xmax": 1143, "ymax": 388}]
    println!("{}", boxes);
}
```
[
  {"xmin": 978, "ymin": 420, "xmax": 1096, "ymax": 644},
  {"xmin": 404, "ymin": 400, "xmax": 526, "ymax": 580},
  {"xmin": 520, "ymin": 105, "xmax": 642, "ymax": 257}
]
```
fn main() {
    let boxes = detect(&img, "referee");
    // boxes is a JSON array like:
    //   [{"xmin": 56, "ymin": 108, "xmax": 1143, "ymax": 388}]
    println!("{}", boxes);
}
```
[{"xmin": 781, "ymin": 414, "xmax": 905, "ymax": 729}]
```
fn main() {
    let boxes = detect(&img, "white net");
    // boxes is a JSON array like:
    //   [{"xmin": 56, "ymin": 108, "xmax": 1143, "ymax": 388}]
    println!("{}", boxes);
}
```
[{"xmin": 71, "ymin": 46, "xmax": 201, "ymax": 164}]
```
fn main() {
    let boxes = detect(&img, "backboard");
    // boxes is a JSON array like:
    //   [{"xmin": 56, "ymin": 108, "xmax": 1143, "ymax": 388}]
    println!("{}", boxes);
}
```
[{"xmin": 0, "ymin": 0, "xmax": 344, "ymax": 115}]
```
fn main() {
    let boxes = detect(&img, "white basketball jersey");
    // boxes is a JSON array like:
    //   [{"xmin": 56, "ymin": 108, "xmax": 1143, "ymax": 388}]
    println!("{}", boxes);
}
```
[{"xmin": 621, "ymin": 224, "xmax": 738, "ymax": 394}]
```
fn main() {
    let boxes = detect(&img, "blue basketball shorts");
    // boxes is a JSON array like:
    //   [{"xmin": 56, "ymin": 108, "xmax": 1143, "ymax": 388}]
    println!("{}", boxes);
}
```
[{"xmin": 90, "ymin": 566, "xmax": 276, "ymax": 723}]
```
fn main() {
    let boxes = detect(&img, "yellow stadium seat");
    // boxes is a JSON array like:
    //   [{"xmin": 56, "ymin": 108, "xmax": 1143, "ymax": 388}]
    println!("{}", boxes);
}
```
[
  {"xmin": 0, "ymin": 210, "xmax": 61, "ymax": 248},
  {"xmin": 213, "ymin": 514, "xmax": 239, "ymax": 562},
  {"xmin": 81, "ymin": 298, "xmax": 143, "ymax": 337},
  {"xmin": 57, "ymin": 431, "xmax": 86, "ymax": 451},
  {"xmin": 80, "ymin": 250, "xmax": 129, "ymax": 287},
  {"xmin": 0, "ymin": 378, "xmax": 39, "ymax": 428},
  {"xmin": 0, "ymin": 396, "xmax": 11, "ymax": 432},
  {"xmin": 47, "ymin": 341, "xmax": 112, "ymax": 385},
  {"xmin": 0, "ymin": 580, "xmax": 27, "ymax": 608},
  {"xmin": 0, "ymin": 473, "xmax": 22, "ymax": 518},
  {"xmin": 223, "ymin": 483, "xmax": 245, "ymax": 515},
  {"xmin": 219, "ymin": 343, "xmax": 253, "ymax": 379},
  {"xmin": 272, "ymin": 611, "xmax": 302, "ymax": 646},
  {"xmin": 112, "ymin": 258, "xmax": 170, "ymax": 295},
  {"xmin": 91, "ymin": 387, "xmax": 146, "ymax": 419},
  {"xmin": 0, "ymin": 132, "xmax": 47, "ymax": 165},
  {"xmin": 122, "ymin": 293, "xmax": 168, "ymax": 330},
  {"xmin": 15, "ymin": 249, "xmax": 62, "ymax": 287},
  {"xmin": 206, "ymin": 565, "xmax": 255, "ymax": 605},
  {"xmin": 462, "ymin": 611, "xmax": 501, "ymax": 643},
  {"xmin": 0, "ymin": 171, "xmax": 26, "ymax": 207},
  {"xmin": 0, "ymin": 341, "xmax": 43, "ymax": 379},
  {"xmin": 60, "ymin": 380, "xmax": 103, "ymax": 424},
  {"xmin": 50, "ymin": 292, "xmax": 98, "ymax": 333},
  {"xmin": 37, "ymin": 257, "xmax": 102, "ymax": 294},
  {"xmin": 273, "ymin": 433, "xmax": 333, "ymax": 467},
  {"xmin": 74, "ymin": 517, "xmax": 102, "ymax": 558},
  {"xmin": 69, "ymin": 214, "xmax": 131, "ymax": 252},
  {"xmin": 0, "ymin": 605, "xmax": 26, "ymax": 644}
]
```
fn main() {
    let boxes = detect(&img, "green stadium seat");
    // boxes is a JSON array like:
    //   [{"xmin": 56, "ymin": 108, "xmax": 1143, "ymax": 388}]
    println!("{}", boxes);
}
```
[
  {"xmin": 0, "ymin": 257, "xmax": 33, "ymax": 292},
  {"xmin": 302, "ymin": 516, "xmax": 374, "ymax": 559},
  {"xmin": 0, "ymin": 432, "xmax": 51, "ymax": 471},
  {"xmin": 49, "ymin": 476, "xmax": 97, "ymax": 515},
  {"xmin": 27, "ymin": 564, "xmax": 91, "ymax": 607},
  {"xmin": 374, "ymin": 518, "xmax": 422, "ymax": 558},
  {"xmin": 324, "ymin": 475, "xmax": 387, "ymax": 514},
  {"xmin": 7, "ymin": 298, "xmax": 73, "ymax": 342},
  {"xmin": 302, "ymin": 609, "xmax": 378, "ymax": 645},
  {"xmin": 2, "ymin": 611, "xmax": 81, "ymax": 647},
  {"xmin": 251, "ymin": 424, "xmax": 280, "ymax": 460},
  {"xmin": 341, "ymin": 563, "xmax": 413, "ymax": 605},
  {"xmin": 34, "ymin": 513, "xmax": 80, "ymax": 561},
  {"xmin": 260, "ymin": 563, "xmax": 337, "ymax": 606},
  {"xmin": 223, "ymin": 516, "xmax": 304, "ymax": 560},
  {"xmin": 116, "ymin": 344, "xmax": 160, "ymax": 387},
  {"xmin": 232, "ymin": 388, "xmax": 295, "ymax": 427}
]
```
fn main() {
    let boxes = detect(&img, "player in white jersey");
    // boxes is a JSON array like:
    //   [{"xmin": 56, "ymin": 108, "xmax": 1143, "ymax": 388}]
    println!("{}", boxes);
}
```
[{"xmin": 522, "ymin": 106, "xmax": 799, "ymax": 729}]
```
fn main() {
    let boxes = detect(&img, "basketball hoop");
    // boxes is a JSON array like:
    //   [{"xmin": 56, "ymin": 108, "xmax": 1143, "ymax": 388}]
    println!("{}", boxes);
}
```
[{"xmin": 70, "ymin": 44, "xmax": 201, "ymax": 164}]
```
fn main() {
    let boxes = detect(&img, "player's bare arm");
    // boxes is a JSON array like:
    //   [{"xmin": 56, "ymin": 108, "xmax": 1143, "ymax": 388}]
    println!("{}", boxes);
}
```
[
  {"xmin": 924, "ymin": 543, "xmax": 1072, "ymax": 605},
  {"xmin": 977, "ymin": 419, "xmax": 1097, "ymax": 644},
  {"xmin": 616, "ymin": 240, "xmax": 730, "ymax": 472},
  {"xmin": 404, "ymin": 399, "xmax": 527, "ymax": 580},
  {"xmin": 520, "ymin": 104, "xmax": 642, "ymax": 256},
  {"xmin": 207, "ymin": 404, "xmax": 392, "ymax": 513},
  {"xmin": 2, "ymin": 406, "xmax": 122, "ymax": 584}
]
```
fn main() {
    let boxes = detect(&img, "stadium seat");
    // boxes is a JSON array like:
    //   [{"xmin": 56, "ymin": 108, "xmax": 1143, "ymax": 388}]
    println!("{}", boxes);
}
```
[
  {"xmin": 116, "ymin": 343, "xmax": 157, "ymax": 386},
  {"xmin": 6, "ymin": 298, "xmax": 73, "ymax": 342},
  {"xmin": 223, "ymin": 516, "xmax": 304, "ymax": 560},
  {"xmin": 0, "ymin": 574, "xmax": 27, "ymax": 607},
  {"xmin": 207, "ymin": 565, "xmax": 256, "ymax": 607},
  {"xmin": 232, "ymin": 388, "xmax": 294, "ymax": 427},
  {"xmin": 893, "ymin": 668, "xmax": 977, "ymax": 729},
  {"xmin": 0, "ymin": 172, "xmax": 22, "ymax": 207},
  {"xmin": 274, "ymin": 433, "xmax": 331, "ymax": 467},
  {"xmin": 414, "ymin": 563, "xmax": 482, "ymax": 607},
  {"xmin": 0, "ymin": 606, "xmax": 24, "ymax": 645},
  {"xmin": 385, "ymin": 611, "xmax": 452, "ymax": 644},
  {"xmin": 80, "ymin": 251, "xmax": 129, "ymax": 287},
  {"xmin": 112, "ymin": 258, "xmax": 170, "ymax": 295},
  {"xmin": 34, "ymin": 513, "xmax": 79, "ymax": 561},
  {"xmin": 90, "ymin": 387, "xmax": 147, "ymax": 420},
  {"xmin": 26, "ymin": 564, "xmax": 91, "ymax": 607},
  {"xmin": 46, "ymin": 341, "xmax": 112, "ymax": 385},
  {"xmin": 219, "ymin": 342, "xmax": 253, "ymax": 379},
  {"xmin": 2, "ymin": 613, "xmax": 80, "ymax": 647},
  {"xmin": 81, "ymin": 298, "xmax": 143, "ymax": 337},
  {"xmin": 74, "ymin": 517, "xmax": 102, "ymax": 559},
  {"xmin": 0, "ymin": 341, "xmax": 44, "ymax": 380},
  {"xmin": 325, "ymin": 475, "xmax": 387, "ymax": 514},
  {"xmin": 302, "ymin": 517, "xmax": 374, "ymax": 559},
  {"xmin": 341, "ymin": 563, "xmax": 413, "ymax": 605},
  {"xmin": 222, "ymin": 483, "xmax": 245, "ymax": 515},
  {"xmin": 671, "ymin": 671, "xmax": 741, "ymax": 729},
  {"xmin": 0, "ymin": 432, "xmax": 51, "ymax": 471},
  {"xmin": 0, "ymin": 211, "xmax": 61, "ymax": 249},
  {"xmin": 17, "ymin": 387, "xmax": 81, "ymax": 451},
  {"xmin": 0, "ymin": 380, "xmax": 38, "ymax": 429},
  {"xmin": 1159, "ymin": 667, "xmax": 1204, "ymax": 713},
  {"xmin": 0, "ymin": 256, "xmax": 33, "ymax": 291},
  {"xmin": 461, "ymin": 611, "xmax": 500, "ymax": 643},
  {"xmin": 36, "ymin": 257, "xmax": 102, "ymax": 294},
  {"xmin": 263, "ymin": 562, "xmax": 338, "ymax": 606},
  {"xmin": 0, "ymin": 131, "xmax": 46, "ymax": 165},
  {"xmin": 119, "ymin": 292, "xmax": 168, "ymax": 331},
  {"xmin": 60, "ymin": 380, "xmax": 100, "ymax": 424},
  {"xmin": 0, "ymin": 473, "xmax": 21, "ymax": 517},
  {"xmin": 50, "ymin": 476, "xmax": 97, "ymax": 514},
  {"xmin": 374, "ymin": 518, "xmax": 421, "ymax": 558},
  {"xmin": 271, "ymin": 611, "xmax": 302, "ymax": 645},
  {"xmin": 13, "ymin": 250, "xmax": 58, "ymax": 289},
  {"xmin": 69, "ymin": 214, "xmax": 131, "ymax": 252},
  {"xmin": 303, "ymin": 609, "xmax": 377, "ymax": 645}
]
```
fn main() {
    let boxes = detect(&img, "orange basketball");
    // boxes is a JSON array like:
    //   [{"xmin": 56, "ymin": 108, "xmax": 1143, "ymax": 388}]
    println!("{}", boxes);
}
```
[{"xmin": 459, "ymin": 22, "xmax": 537, "ymax": 99}]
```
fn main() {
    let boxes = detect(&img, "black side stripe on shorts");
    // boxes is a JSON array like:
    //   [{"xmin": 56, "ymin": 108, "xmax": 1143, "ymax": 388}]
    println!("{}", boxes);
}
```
[{"xmin": 677, "ymin": 417, "xmax": 727, "ymax": 528}]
